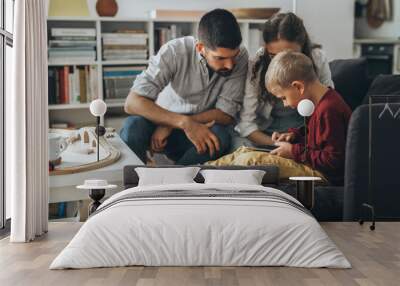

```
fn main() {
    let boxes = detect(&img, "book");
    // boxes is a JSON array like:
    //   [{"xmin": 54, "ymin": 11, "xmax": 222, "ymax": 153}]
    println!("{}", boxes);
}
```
[
  {"xmin": 85, "ymin": 66, "xmax": 90, "ymax": 101},
  {"xmin": 103, "ymin": 70, "xmax": 143, "ymax": 77},
  {"xmin": 79, "ymin": 67, "xmax": 87, "ymax": 103},
  {"xmin": 55, "ymin": 69, "xmax": 60, "ymax": 104},
  {"xmin": 72, "ymin": 66, "xmax": 81, "ymax": 104},
  {"xmin": 103, "ymin": 44, "xmax": 147, "ymax": 50},
  {"xmin": 68, "ymin": 70, "xmax": 73, "ymax": 104},
  {"xmin": 103, "ymin": 66, "xmax": 146, "ymax": 71},
  {"xmin": 89, "ymin": 65, "xmax": 98, "ymax": 100},
  {"xmin": 51, "ymin": 28, "xmax": 96, "ymax": 37},
  {"xmin": 49, "ymin": 57, "xmax": 96, "ymax": 64},
  {"xmin": 48, "ymin": 68, "xmax": 57, "ymax": 104},
  {"xmin": 49, "ymin": 65, "xmax": 96, "ymax": 105},
  {"xmin": 49, "ymin": 40, "xmax": 97, "ymax": 47},
  {"xmin": 52, "ymin": 36, "xmax": 96, "ymax": 41},
  {"xmin": 102, "ymin": 38, "xmax": 147, "ymax": 45},
  {"xmin": 49, "ymin": 50, "xmax": 96, "ymax": 57},
  {"xmin": 102, "ymin": 33, "xmax": 148, "ymax": 39},
  {"xmin": 50, "ymin": 123, "xmax": 69, "ymax": 129}
]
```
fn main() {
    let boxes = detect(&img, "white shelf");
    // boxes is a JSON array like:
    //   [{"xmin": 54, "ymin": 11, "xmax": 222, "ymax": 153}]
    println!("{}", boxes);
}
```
[
  {"xmin": 105, "ymin": 101, "xmax": 125, "ymax": 108},
  {"xmin": 47, "ymin": 16, "xmax": 150, "ymax": 22},
  {"xmin": 152, "ymin": 18, "xmax": 199, "ymax": 23},
  {"xmin": 238, "ymin": 19, "xmax": 266, "ymax": 24},
  {"xmin": 47, "ymin": 16, "xmax": 98, "ymax": 21},
  {"xmin": 48, "ymin": 103, "xmax": 91, "ymax": 110},
  {"xmin": 48, "ymin": 61, "xmax": 98, "ymax": 66},
  {"xmin": 48, "ymin": 102, "xmax": 125, "ymax": 110},
  {"xmin": 101, "ymin": 60, "xmax": 149, "ymax": 66}
]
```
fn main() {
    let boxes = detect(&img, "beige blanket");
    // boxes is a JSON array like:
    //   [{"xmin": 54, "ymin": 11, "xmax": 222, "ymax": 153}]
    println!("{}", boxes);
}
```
[{"xmin": 207, "ymin": 146, "xmax": 327, "ymax": 181}]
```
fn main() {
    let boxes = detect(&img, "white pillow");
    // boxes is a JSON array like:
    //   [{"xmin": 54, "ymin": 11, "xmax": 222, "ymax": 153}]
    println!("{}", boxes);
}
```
[
  {"xmin": 135, "ymin": 167, "xmax": 201, "ymax": 186},
  {"xmin": 200, "ymin": 169, "xmax": 266, "ymax": 185}
]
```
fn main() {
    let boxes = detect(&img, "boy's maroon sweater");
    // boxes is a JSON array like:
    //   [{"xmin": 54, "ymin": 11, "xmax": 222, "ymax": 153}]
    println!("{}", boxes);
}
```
[{"xmin": 288, "ymin": 88, "xmax": 352, "ymax": 185}]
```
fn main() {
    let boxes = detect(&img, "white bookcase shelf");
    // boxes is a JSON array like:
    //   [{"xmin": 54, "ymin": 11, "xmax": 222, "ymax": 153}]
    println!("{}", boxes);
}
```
[{"xmin": 47, "ymin": 16, "xmax": 265, "ymax": 131}]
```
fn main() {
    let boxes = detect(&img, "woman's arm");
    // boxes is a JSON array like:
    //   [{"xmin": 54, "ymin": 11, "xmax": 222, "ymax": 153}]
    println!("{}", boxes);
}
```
[
  {"xmin": 312, "ymin": 48, "xmax": 334, "ymax": 88},
  {"xmin": 235, "ymin": 53, "xmax": 273, "ymax": 141},
  {"xmin": 247, "ymin": 130, "xmax": 274, "ymax": 146}
]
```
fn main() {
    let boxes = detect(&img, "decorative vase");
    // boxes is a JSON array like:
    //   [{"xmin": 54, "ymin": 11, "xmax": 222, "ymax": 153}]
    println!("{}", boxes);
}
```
[{"xmin": 96, "ymin": 0, "xmax": 118, "ymax": 17}]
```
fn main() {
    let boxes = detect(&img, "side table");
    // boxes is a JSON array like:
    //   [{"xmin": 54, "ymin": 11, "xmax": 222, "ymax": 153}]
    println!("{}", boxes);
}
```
[
  {"xmin": 77, "ymin": 180, "xmax": 117, "ymax": 216},
  {"xmin": 289, "ymin": 176, "xmax": 321, "ymax": 210}
]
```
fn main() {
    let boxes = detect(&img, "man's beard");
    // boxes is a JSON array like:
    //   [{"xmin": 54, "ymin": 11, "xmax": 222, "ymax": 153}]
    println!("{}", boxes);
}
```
[
  {"xmin": 202, "ymin": 54, "xmax": 233, "ymax": 77},
  {"xmin": 216, "ymin": 69, "xmax": 233, "ymax": 77},
  {"xmin": 208, "ymin": 64, "xmax": 233, "ymax": 77}
]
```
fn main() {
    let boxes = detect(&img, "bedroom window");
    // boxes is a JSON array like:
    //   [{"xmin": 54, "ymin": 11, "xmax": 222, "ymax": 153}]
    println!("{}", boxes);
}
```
[{"xmin": 0, "ymin": 0, "xmax": 14, "ymax": 231}]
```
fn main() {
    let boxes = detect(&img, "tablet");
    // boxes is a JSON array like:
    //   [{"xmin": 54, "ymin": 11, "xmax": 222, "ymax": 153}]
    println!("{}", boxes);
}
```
[{"xmin": 248, "ymin": 145, "xmax": 278, "ymax": 152}]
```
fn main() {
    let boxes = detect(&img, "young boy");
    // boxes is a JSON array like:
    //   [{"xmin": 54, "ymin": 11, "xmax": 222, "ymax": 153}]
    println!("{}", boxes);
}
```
[
  {"xmin": 266, "ymin": 51, "xmax": 352, "ymax": 185},
  {"xmin": 208, "ymin": 51, "xmax": 351, "ymax": 186}
]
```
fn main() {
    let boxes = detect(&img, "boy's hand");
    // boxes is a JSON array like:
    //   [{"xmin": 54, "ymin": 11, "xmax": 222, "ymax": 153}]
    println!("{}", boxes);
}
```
[
  {"xmin": 151, "ymin": 126, "xmax": 173, "ymax": 153},
  {"xmin": 272, "ymin": 132, "xmax": 296, "ymax": 143},
  {"xmin": 182, "ymin": 119, "xmax": 220, "ymax": 157},
  {"xmin": 270, "ymin": 142, "xmax": 294, "ymax": 159}
]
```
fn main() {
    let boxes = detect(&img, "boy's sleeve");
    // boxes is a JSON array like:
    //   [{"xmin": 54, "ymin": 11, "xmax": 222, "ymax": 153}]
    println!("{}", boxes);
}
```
[
  {"xmin": 288, "ymin": 126, "xmax": 305, "ymax": 143},
  {"xmin": 131, "ymin": 44, "xmax": 176, "ymax": 100},
  {"xmin": 291, "ymin": 110, "xmax": 347, "ymax": 174}
]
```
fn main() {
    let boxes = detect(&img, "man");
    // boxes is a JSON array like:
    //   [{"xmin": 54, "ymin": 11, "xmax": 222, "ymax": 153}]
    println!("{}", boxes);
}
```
[{"xmin": 120, "ymin": 9, "xmax": 248, "ymax": 165}]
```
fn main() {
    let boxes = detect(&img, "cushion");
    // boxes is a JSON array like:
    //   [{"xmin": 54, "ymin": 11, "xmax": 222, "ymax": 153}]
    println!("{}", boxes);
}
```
[
  {"xmin": 329, "ymin": 57, "xmax": 369, "ymax": 110},
  {"xmin": 363, "ymin": 74, "xmax": 400, "ymax": 104},
  {"xmin": 200, "ymin": 169, "xmax": 266, "ymax": 185},
  {"xmin": 135, "ymin": 167, "xmax": 200, "ymax": 186}
]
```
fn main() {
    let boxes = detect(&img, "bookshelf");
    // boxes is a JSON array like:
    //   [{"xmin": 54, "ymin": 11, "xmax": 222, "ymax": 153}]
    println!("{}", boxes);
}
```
[{"xmin": 47, "ymin": 16, "xmax": 265, "ymax": 131}]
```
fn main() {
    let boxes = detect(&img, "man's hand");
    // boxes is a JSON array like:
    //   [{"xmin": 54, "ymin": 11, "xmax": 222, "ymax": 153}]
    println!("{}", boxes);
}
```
[
  {"xmin": 272, "ymin": 131, "xmax": 296, "ymax": 143},
  {"xmin": 270, "ymin": 141, "xmax": 294, "ymax": 159},
  {"xmin": 182, "ymin": 118, "xmax": 220, "ymax": 157},
  {"xmin": 150, "ymin": 126, "xmax": 173, "ymax": 153}
]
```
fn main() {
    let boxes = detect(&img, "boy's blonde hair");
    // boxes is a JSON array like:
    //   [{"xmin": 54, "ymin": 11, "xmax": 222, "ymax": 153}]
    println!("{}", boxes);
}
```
[{"xmin": 265, "ymin": 51, "xmax": 317, "ymax": 91}]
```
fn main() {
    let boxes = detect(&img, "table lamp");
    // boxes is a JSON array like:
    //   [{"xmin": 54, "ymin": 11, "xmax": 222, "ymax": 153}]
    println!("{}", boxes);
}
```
[
  {"xmin": 297, "ymin": 99, "xmax": 315, "ymax": 161},
  {"xmin": 293, "ymin": 99, "xmax": 317, "ymax": 209},
  {"xmin": 90, "ymin": 99, "xmax": 107, "ymax": 162}
]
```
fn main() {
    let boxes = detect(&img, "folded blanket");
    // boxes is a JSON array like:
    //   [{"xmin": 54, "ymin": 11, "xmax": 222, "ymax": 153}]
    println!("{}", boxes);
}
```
[{"xmin": 207, "ymin": 146, "xmax": 327, "ymax": 181}]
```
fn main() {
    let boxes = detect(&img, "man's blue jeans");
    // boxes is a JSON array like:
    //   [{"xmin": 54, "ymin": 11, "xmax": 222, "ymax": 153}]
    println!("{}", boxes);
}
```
[{"xmin": 120, "ymin": 115, "xmax": 231, "ymax": 165}]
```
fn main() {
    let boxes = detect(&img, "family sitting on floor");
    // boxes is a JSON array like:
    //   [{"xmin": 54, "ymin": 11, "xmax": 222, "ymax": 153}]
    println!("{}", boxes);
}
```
[{"xmin": 120, "ymin": 9, "xmax": 352, "ymax": 186}]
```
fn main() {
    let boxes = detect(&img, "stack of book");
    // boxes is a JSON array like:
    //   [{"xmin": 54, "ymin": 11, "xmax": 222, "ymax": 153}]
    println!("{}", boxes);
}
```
[
  {"xmin": 154, "ymin": 24, "xmax": 184, "ymax": 52},
  {"xmin": 48, "ymin": 28, "xmax": 97, "ymax": 64},
  {"xmin": 103, "ymin": 66, "xmax": 146, "ymax": 101},
  {"xmin": 48, "ymin": 65, "xmax": 99, "ymax": 105},
  {"xmin": 102, "ymin": 30, "xmax": 148, "ymax": 61}
]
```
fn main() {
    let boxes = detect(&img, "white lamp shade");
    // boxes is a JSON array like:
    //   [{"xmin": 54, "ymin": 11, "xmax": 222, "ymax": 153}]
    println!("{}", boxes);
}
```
[
  {"xmin": 90, "ymin": 99, "xmax": 107, "ymax": 116},
  {"xmin": 297, "ymin": 99, "xmax": 315, "ymax": 117}
]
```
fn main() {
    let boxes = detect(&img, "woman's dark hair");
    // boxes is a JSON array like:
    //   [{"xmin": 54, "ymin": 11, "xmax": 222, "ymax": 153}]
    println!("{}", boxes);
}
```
[{"xmin": 253, "ymin": 12, "xmax": 319, "ymax": 103}]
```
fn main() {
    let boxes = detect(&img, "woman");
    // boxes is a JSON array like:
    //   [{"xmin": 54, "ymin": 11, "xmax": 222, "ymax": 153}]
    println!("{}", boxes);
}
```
[{"xmin": 234, "ymin": 12, "xmax": 334, "ymax": 147}]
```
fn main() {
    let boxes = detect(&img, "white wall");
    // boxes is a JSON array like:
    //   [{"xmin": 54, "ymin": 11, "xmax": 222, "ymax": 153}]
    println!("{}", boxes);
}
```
[
  {"xmin": 85, "ymin": 0, "xmax": 294, "ymax": 18},
  {"xmin": 354, "ymin": 1, "xmax": 400, "ymax": 38},
  {"xmin": 295, "ymin": 0, "xmax": 354, "ymax": 60}
]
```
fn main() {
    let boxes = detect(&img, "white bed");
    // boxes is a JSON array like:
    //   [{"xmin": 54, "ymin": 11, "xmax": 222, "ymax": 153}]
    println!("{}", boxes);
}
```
[{"xmin": 50, "ymin": 183, "xmax": 350, "ymax": 269}]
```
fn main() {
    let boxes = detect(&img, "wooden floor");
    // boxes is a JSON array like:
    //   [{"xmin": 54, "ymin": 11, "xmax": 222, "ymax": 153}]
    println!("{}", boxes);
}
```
[{"xmin": 0, "ymin": 222, "xmax": 399, "ymax": 286}]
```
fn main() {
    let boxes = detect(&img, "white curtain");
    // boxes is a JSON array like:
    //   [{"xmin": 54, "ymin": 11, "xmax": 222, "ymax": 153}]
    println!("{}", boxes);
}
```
[{"xmin": 9, "ymin": 0, "xmax": 49, "ymax": 242}]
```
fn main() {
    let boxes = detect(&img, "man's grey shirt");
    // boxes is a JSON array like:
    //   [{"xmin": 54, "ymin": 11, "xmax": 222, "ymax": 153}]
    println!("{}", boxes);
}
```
[{"xmin": 131, "ymin": 36, "xmax": 248, "ymax": 118}]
